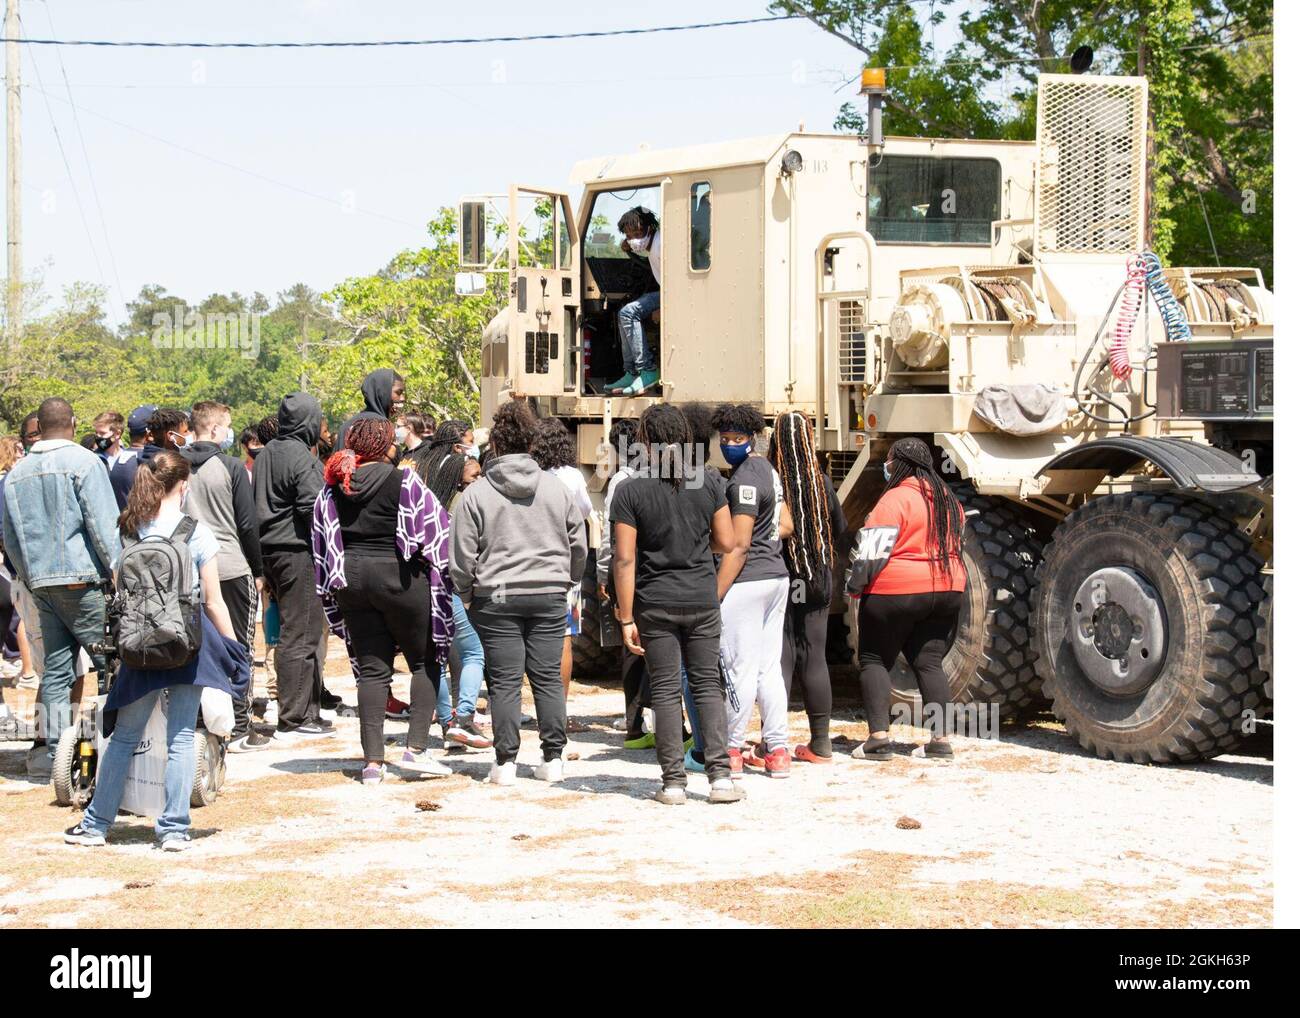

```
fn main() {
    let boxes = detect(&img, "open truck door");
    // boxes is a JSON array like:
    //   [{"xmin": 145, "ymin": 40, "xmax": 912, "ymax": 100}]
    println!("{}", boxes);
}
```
[{"xmin": 458, "ymin": 186, "xmax": 581, "ymax": 402}]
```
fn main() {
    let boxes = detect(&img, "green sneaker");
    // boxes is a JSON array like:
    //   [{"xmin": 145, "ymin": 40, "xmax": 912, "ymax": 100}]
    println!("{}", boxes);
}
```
[
  {"xmin": 624, "ymin": 732, "xmax": 656, "ymax": 750},
  {"xmin": 604, "ymin": 372, "xmax": 636, "ymax": 393},
  {"xmin": 625, "ymin": 369, "xmax": 661, "ymax": 396}
]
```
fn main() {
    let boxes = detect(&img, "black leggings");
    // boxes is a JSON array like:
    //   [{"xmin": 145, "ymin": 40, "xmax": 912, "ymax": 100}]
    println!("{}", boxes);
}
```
[
  {"xmin": 857, "ymin": 590, "xmax": 962, "ymax": 735},
  {"xmin": 333, "ymin": 554, "xmax": 441, "ymax": 760},
  {"xmin": 781, "ymin": 598, "xmax": 832, "ymax": 716}
]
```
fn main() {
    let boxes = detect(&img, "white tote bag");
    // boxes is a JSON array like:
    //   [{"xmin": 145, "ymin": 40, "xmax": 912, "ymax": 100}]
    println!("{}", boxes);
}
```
[{"xmin": 114, "ymin": 696, "xmax": 169, "ymax": 818}]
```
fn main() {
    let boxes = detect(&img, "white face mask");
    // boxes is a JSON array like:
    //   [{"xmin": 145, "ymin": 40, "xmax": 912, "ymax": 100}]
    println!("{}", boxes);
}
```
[
  {"xmin": 628, "ymin": 235, "xmax": 651, "ymax": 253},
  {"xmin": 395, "ymin": 426, "xmax": 409, "ymax": 443},
  {"xmin": 170, "ymin": 431, "xmax": 193, "ymax": 449}
]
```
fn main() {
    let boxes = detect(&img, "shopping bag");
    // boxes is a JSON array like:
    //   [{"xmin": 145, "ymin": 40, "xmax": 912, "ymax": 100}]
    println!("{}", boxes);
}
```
[
  {"xmin": 200, "ymin": 686, "xmax": 235, "ymax": 738},
  {"xmin": 116, "ymin": 696, "xmax": 168, "ymax": 818}
]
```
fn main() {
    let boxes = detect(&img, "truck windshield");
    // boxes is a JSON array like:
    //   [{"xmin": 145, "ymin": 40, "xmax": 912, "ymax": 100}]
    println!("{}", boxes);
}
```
[{"xmin": 868, "ymin": 155, "xmax": 1001, "ymax": 244}]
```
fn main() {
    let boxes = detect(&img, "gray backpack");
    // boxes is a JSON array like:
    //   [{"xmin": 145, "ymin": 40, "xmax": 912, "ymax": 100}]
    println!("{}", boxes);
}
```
[{"xmin": 113, "ymin": 515, "xmax": 203, "ymax": 670}]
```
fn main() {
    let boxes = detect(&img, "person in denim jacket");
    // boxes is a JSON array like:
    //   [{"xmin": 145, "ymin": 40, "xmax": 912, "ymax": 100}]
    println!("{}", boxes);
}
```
[{"xmin": 1, "ymin": 398, "xmax": 121, "ymax": 769}]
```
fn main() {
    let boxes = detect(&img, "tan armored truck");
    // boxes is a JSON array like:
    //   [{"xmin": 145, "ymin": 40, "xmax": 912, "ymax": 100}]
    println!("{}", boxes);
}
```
[{"xmin": 457, "ymin": 72, "xmax": 1273, "ymax": 764}]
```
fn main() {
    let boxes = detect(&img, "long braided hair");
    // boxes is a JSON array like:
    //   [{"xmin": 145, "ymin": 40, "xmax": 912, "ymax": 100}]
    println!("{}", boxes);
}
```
[
  {"xmin": 883, "ymin": 437, "xmax": 965, "ymax": 582},
  {"xmin": 768, "ymin": 411, "xmax": 835, "ymax": 583},
  {"xmin": 324, "ymin": 417, "xmax": 393, "ymax": 494},
  {"xmin": 636, "ymin": 404, "xmax": 691, "ymax": 491}
]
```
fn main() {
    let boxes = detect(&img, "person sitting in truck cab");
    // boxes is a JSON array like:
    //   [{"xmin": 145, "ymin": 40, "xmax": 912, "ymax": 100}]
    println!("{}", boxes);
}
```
[{"xmin": 604, "ymin": 207, "xmax": 662, "ymax": 397}]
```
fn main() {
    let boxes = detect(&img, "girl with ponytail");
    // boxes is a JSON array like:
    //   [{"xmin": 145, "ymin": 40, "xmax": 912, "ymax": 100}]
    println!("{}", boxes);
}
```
[
  {"xmin": 768, "ymin": 411, "xmax": 848, "ymax": 764},
  {"xmin": 65, "ymin": 450, "xmax": 242, "ymax": 851},
  {"xmin": 845, "ymin": 437, "xmax": 967, "ymax": 761}
]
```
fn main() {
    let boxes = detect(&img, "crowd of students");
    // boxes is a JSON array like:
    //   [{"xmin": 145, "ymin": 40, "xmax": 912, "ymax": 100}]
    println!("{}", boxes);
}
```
[{"xmin": 0, "ymin": 370, "xmax": 969, "ymax": 849}]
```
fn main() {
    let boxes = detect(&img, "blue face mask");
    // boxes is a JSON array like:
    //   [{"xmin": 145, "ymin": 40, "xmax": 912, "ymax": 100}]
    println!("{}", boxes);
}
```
[
  {"xmin": 219, "ymin": 426, "xmax": 235, "ymax": 452},
  {"xmin": 721, "ymin": 442, "xmax": 751, "ymax": 467},
  {"xmin": 882, "ymin": 461, "xmax": 893, "ymax": 482}
]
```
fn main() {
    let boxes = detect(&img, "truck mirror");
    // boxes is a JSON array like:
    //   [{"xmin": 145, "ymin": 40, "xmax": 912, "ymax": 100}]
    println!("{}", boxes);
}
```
[
  {"xmin": 460, "ymin": 201, "xmax": 487, "ymax": 267},
  {"xmin": 455, "ymin": 272, "xmax": 486, "ymax": 297}
]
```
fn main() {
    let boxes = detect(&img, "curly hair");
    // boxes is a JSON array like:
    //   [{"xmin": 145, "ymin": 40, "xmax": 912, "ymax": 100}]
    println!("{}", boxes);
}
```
[
  {"xmin": 146, "ymin": 407, "xmax": 188, "ymax": 443},
  {"xmin": 710, "ymin": 403, "xmax": 765, "ymax": 436},
  {"xmin": 0, "ymin": 435, "xmax": 22, "ymax": 474},
  {"xmin": 489, "ymin": 400, "xmax": 537, "ymax": 457},
  {"xmin": 255, "ymin": 414, "xmax": 279, "ymax": 445},
  {"xmin": 529, "ymin": 417, "xmax": 577, "ymax": 471},
  {"xmin": 323, "ymin": 417, "xmax": 393, "ymax": 495},
  {"xmin": 608, "ymin": 417, "xmax": 640, "ymax": 470}
]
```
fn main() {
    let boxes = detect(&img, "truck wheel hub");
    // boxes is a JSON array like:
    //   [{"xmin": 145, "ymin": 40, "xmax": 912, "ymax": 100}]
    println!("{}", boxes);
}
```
[{"xmin": 1068, "ymin": 567, "xmax": 1166, "ymax": 695}]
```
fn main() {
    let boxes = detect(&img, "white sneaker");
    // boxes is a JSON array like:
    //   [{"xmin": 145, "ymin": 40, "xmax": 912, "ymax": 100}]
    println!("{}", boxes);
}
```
[
  {"xmin": 489, "ymin": 761, "xmax": 517, "ymax": 786},
  {"xmin": 401, "ymin": 748, "xmax": 452, "ymax": 777},
  {"xmin": 535, "ymin": 758, "xmax": 564, "ymax": 782},
  {"xmin": 263, "ymin": 702, "xmax": 279, "ymax": 727}
]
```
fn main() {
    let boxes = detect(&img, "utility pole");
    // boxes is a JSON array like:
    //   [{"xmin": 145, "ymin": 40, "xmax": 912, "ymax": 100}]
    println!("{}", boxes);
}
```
[{"xmin": 4, "ymin": 0, "xmax": 20, "ymax": 355}]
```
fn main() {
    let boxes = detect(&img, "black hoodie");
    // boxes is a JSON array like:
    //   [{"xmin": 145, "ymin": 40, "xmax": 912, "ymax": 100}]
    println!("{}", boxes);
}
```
[
  {"xmin": 334, "ymin": 368, "xmax": 399, "ymax": 452},
  {"xmin": 254, "ymin": 392, "xmax": 325, "ymax": 551}
]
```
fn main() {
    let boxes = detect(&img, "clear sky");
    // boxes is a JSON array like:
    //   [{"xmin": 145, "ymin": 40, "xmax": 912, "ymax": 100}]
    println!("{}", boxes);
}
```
[{"xmin": 12, "ymin": 0, "xmax": 879, "ymax": 327}]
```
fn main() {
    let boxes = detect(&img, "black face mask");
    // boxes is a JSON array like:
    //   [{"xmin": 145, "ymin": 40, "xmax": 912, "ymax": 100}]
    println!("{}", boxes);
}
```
[
  {"xmin": 94, "ymin": 435, "xmax": 113, "ymax": 452},
  {"xmin": 247, "ymin": 446, "xmax": 263, "ymax": 459}
]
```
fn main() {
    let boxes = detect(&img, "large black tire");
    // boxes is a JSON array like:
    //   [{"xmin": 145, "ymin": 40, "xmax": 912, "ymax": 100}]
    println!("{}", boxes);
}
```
[
  {"xmin": 51, "ymin": 725, "xmax": 94, "ymax": 809},
  {"xmin": 1255, "ymin": 572, "xmax": 1273, "ymax": 705},
  {"xmin": 190, "ymin": 731, "xmax": 224, "ymax": 807},
  {"xmin": 572, "ymin": 550, "xmax": 618, "ymax": 679},
  {"xmin": 889, "ymin": 486, "xmax": 1045, "ymax": 715},
  {"xmin": 1033, "ymin": 493, "xmax": 1265, "ymax": 763}
]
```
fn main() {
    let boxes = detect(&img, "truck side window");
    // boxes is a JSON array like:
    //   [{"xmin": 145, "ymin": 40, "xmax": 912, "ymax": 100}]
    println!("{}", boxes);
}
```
[
  {"xmin": 690, "ymin": 182, "xmax": 712, "ymax": 270},
  {"xmin": 870, "ymin": 155, "xmax": 1000, "ymax": 244}
]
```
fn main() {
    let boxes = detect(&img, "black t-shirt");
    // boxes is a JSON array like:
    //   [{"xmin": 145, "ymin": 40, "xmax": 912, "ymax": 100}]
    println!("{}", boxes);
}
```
[
  {"xmin": 609, "ymin": 470, "xmax": 727, "ymax": 609},
  {"xmin": 726, "ymin": 455, "xmax": 788, "ymax": 584}
]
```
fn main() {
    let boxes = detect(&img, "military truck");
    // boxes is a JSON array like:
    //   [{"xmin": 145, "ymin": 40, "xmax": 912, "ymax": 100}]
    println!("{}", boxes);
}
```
[{"xmin": 456, "ymin": 72, "xmax": 1272, "ymax": 764}]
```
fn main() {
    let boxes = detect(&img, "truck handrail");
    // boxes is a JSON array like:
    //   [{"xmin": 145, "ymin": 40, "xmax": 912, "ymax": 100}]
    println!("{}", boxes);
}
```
[{"xmin": 814, "ymin": 230, "xmax": 877, "ymax": 448}]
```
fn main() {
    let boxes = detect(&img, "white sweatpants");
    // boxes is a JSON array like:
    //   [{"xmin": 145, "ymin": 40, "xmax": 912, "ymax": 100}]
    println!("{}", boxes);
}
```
[{"xmin": 720, "ymin": 576, "xmax": 790, "ymax": 751}]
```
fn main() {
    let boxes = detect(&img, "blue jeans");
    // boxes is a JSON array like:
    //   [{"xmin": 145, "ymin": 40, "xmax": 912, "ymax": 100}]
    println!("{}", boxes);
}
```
[
  {"xmin": 438, "ymin": 595, "xmax": 485, "ymax": 725},
  {"xmin": 617, "ymin": 291, "xmax": 660, "ymax": 375},
  {"xmin": 33, "ymin": 584, "xmax": 108, "ymax": 759},
  {"xmin": 82, "ymin": 683, "xmax": 204, "ymax": 843}
]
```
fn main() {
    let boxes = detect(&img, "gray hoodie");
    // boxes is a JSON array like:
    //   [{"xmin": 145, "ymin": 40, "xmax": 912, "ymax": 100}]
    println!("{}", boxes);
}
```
[{"xmin": 450, "ymin": 453, "xmax": 586, "ymax": 601}]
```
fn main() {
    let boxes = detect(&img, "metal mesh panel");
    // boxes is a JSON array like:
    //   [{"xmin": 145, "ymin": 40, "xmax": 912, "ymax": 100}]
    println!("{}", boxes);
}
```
[
  {"xmin": 1035, "ymin": 75, "xmax": 1147, "ymax": 254},
  {"xmin": 837, "ymin": 299, "xmax": 866, "ymax": 382}
]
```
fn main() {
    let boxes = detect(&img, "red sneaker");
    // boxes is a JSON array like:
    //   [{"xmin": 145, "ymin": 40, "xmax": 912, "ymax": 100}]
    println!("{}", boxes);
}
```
[
  {"xmin": 765, "ymin": 746, "xmax": 791, "ymax": 778},
  {"xmin": 794, "ymin": 744, "xmax": 832, "ymax": 765},
  {"xmin": 741, "ymin": 741, "xmax": 767, "ymax": 770},
  {"xmin": 727, "ymin": 747, "xmax": 745, "ymax": 779},
  {"xmin": 385, "ymin": 695, "xmax": 411, "ymax": 720}
]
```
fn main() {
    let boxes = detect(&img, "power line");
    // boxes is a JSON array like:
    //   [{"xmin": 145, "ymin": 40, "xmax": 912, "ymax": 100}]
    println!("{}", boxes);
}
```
[
  {"xmin": 40, "ymin": 1, "xmax": 126, "ymax": 312},
  {"xmin": 29, "ymin": 84, "xmax": 425, "ymax": 229},
  {"xmin": 0, "ymin": 15, "xmax": 801, "ymax": 49}
]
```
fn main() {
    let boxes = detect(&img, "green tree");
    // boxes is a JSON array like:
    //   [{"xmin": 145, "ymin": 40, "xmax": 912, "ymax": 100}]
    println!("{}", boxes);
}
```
[{"xmin": 778, "ymin": 0, "xmax": 1272, "ymax": 273}]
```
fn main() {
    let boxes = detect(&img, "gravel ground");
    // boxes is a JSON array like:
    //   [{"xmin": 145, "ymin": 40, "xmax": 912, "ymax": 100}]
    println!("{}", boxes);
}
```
[{"xmin": 0, "ymin": 639, "xmax": 1273, "ymax": 929}]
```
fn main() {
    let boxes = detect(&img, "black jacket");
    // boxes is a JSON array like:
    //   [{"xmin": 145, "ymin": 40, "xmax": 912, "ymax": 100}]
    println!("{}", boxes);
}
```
[{"xmin": 253, "ymin": 393, "xmax": 324, "ymax": 552}]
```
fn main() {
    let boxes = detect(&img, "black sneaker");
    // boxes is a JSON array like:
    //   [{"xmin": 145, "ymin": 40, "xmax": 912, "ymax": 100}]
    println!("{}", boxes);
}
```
[
  {"xmin": 851, "ymin": 736, "xmax": 901, "ymax": 761},
  {"xmin": 924, "ymin": 739, "xmax": 955, "ymax": 759},
  {"xmin": 64, "ymin": 823, "xmax": 106, "ymax": 847},
  {"xmin": 281, "ymin": 721, "xmax": 336, "ymax": 738},
  {"xmin": 320, "ymin": 688, "xmax": 342, "ymax": 710},
  {"xmin": 228, "ymin": 729, "xmax": 275, "ymax": 753},
  {"xmin": 446, "ymin": 714, "xmax": 492, "ymax": 749}
]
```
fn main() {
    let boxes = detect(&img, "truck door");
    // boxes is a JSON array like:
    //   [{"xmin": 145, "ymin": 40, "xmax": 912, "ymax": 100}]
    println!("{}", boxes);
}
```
[{"xmin": 508, "ymin": 186, "xmax": 581, "ymax": 397}]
